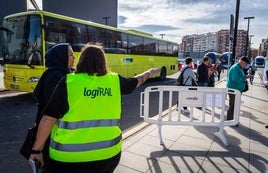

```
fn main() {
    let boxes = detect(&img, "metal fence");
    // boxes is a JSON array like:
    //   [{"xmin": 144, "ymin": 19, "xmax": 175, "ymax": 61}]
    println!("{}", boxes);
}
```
[{"xmin": 140, "ymin": 86, "xmax": 241, "ymax": 146}]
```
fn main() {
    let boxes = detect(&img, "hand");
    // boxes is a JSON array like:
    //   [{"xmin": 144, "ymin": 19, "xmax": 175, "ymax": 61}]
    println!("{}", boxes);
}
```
[
  {"xmin": 29, "ymin": 153, "xmax": 44, "ymax": 170},
  {"xmin": 148, "ymin": 68, "xmax": 160, "ymax": 77},
  {"xmin": 246, "ymin": 74, "xmax": 252, "ymax": 79}
]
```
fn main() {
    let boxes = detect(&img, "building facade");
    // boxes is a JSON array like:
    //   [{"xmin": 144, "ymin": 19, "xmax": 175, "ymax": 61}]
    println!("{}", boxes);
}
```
[
  {"xmin": 235, "ymin": 29, "xmax": 247, "ymax": 57},
  {"xmin": 193, "ymin": 32, "xmax": 217, "ymax": 53},
  {"xmin": 180, "ymin": 29, "xmax": 248, "ymax": 59},
  {"xmin": 217, "ymin": 29, "xmax": 231, "ymax": 54},
  {"xmin": 259, "ymin": 38, "xmax": 268, "ymax": 57}
]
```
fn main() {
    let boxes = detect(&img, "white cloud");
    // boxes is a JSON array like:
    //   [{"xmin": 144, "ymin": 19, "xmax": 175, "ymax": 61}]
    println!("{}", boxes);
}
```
[{"xmin": 118, "ymin": 0, "xmax": 268, "ymax": 49}]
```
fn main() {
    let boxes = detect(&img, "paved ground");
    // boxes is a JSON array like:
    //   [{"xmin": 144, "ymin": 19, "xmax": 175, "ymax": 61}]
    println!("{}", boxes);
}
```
[
  {"xmin": 0, "ymin": 67, "xmax": 267, "ymax": 172},
  {"xmin": 114, "ymin": 73, "xmax": 268, "ymax": 173}
]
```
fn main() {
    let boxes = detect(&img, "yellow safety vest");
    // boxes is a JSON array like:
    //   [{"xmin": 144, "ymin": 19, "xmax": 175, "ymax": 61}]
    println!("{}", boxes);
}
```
[{"xmin": 49, "ymin": 73, "xmax": 122, "ymax": 162}]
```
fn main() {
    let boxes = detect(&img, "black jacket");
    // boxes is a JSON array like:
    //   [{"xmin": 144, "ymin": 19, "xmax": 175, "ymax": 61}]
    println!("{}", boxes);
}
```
[
  {"xmin": 197, "ymin": 62, "xmax": 209, "ymax": 83},
  {"xmin": 33, "ymin": 43, "xmax": 71, "ymax": 124}
]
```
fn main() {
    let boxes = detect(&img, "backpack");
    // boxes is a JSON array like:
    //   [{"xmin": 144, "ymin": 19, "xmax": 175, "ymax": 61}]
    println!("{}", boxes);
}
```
[{"xmin": 176, "ymin": 67, "xmax": 189, "ymax": 86}]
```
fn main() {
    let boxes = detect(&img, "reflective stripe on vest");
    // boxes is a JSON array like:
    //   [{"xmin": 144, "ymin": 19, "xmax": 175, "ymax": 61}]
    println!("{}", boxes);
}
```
[
  {"xmin": 50, "ymin": 134, "xmax": 121, "ymax": 152},
  {"xmin": 57, "ymin": 119, "xmax": 120, "ymax": 129},
  {"xmin": 50, "ymin": 73, "xmax": 122, "ymax": 162}
]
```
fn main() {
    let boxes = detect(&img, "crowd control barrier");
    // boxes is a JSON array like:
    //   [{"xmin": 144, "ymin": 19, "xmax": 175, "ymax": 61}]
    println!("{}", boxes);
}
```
[{"xmin": 140, "ymin": 86, "xmax": 241, "ymax": 146}]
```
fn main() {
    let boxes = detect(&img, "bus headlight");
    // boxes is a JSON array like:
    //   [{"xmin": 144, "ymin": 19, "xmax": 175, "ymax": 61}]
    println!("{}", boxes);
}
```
[{"xmin": 28, "ymin": 77, "xmax": 40, "ymax": 83}]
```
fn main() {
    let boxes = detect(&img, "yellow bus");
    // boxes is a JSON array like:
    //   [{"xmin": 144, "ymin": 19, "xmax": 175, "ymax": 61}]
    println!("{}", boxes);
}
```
[{"xmin": 1, "ymin": 10, "xmax": 178, "ymax": 92}]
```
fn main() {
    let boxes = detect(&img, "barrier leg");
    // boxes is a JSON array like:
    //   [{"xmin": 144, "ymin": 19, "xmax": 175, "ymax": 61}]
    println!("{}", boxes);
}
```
[
  {"xmin": 214, "ymin": 127, "xmax": 229, "ymax": 146},
  {"xmin": 158, "ymin": 124, "xmax": 164, "ymax": 145}
]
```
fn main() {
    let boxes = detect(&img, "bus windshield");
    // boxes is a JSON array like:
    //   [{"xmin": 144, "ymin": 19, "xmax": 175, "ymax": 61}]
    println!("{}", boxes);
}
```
[{"xmin": 3, "ymin": 15, "xmax": 42, "ymax": 65}]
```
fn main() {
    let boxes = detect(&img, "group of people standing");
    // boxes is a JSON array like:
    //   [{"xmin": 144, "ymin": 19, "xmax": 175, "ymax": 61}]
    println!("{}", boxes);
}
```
[
  {"xmin": 196, "ymin": 56, "xmax": 223, "ymax": 87},
  {"xmin": 178, "ymin": 55, "xmax": 253, "ymax": 122},
  {"xmin": 177, "ymin": 56, "xmax": 223, "ymax": 114},
  {"xmin": 27, "ymin": 43, "xmax": 160, "ymax": 173},
  {"xmin": 24, "ymin": 42, "xmax": 263, "ymax": 172}
]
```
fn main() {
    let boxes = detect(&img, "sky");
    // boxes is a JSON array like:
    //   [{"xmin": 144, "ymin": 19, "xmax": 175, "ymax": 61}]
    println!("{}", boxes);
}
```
[
  {"xmin": 34, "ymin": 0, "xmax": 267, "ymax": 49},
  {"xmin": 118, "ymin": 0, "xmax": 268, "ymax": 49}
]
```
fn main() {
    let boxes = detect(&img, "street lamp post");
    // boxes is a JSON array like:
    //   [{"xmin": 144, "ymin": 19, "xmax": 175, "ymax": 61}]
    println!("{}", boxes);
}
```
[
  {"xmin": 249, "ymin": 34, "xmax": 254, "ymax": 58},
  {"xmin": 244, "ymin": 16, "xmax": 254, "ymax": 57},
  {"xmin": 160, "ymin": 34, "xmax": 165, "ymax": 39},
  {"xmin": 102, "ymin": 17, "xmax": 111, "ymax": 25}
]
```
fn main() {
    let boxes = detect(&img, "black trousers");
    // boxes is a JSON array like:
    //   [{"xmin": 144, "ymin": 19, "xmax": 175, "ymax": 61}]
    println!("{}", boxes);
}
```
[
  {"xmin": 227, "ymin": 93, "xmax": 235, "ymax": 120},
  {"xmin": 49, "ymin": 152, "xmax": 121, "ymax": 173}
]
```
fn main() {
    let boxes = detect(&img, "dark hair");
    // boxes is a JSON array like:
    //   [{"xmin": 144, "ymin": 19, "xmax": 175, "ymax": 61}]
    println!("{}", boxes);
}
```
[
  {"xmin": 76, "ymin": 43, "xmax": 108, "ymax": 76},
  {"xmin": 240, "ymin": 56, "xmax": 250, "ymax": 64},
  {"xmin": 203, "ymin": 56, "xmax": 210, "ymax": 62},
  {"xmin": 185, "ymin": 57, "xmax": 193, "ymax": 65}
]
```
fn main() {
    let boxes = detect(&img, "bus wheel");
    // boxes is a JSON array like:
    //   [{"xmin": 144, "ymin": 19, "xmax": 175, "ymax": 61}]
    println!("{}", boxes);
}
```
[{"xmin": 160, "ymin": 67, "xmax": 166, "ymax": 80}]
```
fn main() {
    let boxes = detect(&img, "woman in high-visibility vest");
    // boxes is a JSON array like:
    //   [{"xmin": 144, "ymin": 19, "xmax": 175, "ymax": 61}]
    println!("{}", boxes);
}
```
[{"xmin": 29, "ymin": 43, "xmax": 160, "ymax": 173}]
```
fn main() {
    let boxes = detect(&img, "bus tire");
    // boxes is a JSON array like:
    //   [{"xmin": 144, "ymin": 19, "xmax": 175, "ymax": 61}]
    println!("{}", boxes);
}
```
[{"xmin": 160, "ymin": 67, "xmax": 166, "ymax": 80}]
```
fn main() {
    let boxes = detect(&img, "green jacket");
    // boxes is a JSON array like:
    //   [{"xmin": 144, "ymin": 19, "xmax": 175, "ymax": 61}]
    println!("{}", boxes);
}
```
[{"xmin": 226, "ymin": 63, "xmax": 246, "ymax": 92}]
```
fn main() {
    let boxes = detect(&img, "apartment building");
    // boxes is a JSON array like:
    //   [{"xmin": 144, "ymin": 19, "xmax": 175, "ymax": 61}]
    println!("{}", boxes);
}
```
[
  {"xmin": 180, "ymin": 29, "xmax": 248, "ymax": 58},
  {"xmin": 259, "ymin": 38, "xmax": 268, "ymax": 57},
  {"xmin": 193, "ymin": 32, "xmax": 217, "ymax": 53}
]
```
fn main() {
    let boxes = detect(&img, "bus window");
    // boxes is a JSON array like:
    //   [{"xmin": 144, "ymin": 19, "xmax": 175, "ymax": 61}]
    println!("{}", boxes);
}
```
[
  {"xmin": 3, "ymin": 15, "xmax": 42, "ymax": 65},
  {"xmin": 44, "ymin": 17, "xmax": 88, "ymax": 51},
  {"xmin": 128, "ymin": 34, "xmax": 143, "ymax": 54},
  {"xmin": 121, "ymin": 33, "xmax": 129, "ymax": 53},
  {"xmin": 158, "ymin": 41, "xmax": 169, "ymax": 56},
  {"xmin": 143, "ymin": 38, "xmax": 157, "ymax": 55},
  {"xmin": 172, "ymin": 44, "xmax": 178, "ymax": 56},
  {"xmin": 168, "ymin": 43, "xmax": 178, "ymax": 56},
  {"xmin": 102, "ymin": 30, "xmax": 122, "ymax": 49}
]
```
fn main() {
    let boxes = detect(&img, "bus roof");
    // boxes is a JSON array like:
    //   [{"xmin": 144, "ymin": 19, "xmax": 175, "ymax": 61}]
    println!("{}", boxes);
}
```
[{"xmin": 4, "ymin": 10, "xmax": 177, "ymax": 44}]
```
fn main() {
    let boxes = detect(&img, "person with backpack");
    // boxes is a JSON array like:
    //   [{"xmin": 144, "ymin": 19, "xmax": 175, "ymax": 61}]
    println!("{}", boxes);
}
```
[{"xmin": 176, "ymin": 57, "xmax": 197, "ymax": 114}]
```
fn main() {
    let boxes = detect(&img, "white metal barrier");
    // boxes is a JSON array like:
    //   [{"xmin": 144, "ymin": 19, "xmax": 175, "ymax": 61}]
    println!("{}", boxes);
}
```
[{"xmin": 140, "ymin": 86, "xmax": 241, "ymax": 146}]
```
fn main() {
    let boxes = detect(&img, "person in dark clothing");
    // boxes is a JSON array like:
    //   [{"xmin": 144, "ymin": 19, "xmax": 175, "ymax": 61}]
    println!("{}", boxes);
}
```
[
  {"xmin": 31, "ymin": 43, "xmax": 75, "ymax": 173},
  {"xmin": 29, "ymin": 43, "xmax": 160, "ymax": 173},
  {"xmin": 33, "ymin": 43, "xmax": 74, "ymax": 123},
  {"xmin": 216, "ymin": 59, "xmax": 223, "ymax": 81},
  {"xmin": 197, "ymin": 56, "xmax": 210, "ymax": 86}
]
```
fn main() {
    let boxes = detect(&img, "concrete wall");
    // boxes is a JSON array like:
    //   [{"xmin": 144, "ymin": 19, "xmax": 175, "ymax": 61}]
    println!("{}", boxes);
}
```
[
  {"xmin": 0, "ymin": 0, "xmax": 118, "ymax": 57},
  {"xmin": 43, "ymin": 0, "xmax": 118, "ymax": 27}
]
